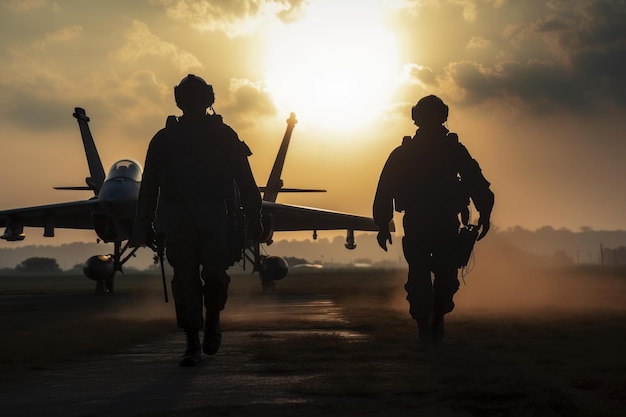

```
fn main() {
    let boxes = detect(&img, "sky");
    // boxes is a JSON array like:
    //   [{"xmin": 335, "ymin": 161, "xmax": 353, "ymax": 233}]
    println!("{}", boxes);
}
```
[{"xmin": 1, "ymin": 0, "xmax": 626, "ymax": 247}]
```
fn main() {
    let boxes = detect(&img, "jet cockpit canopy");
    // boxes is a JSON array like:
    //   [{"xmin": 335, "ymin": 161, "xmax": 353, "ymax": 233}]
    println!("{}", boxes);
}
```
[{"xmin": 105, "ymin": 159, "xmax": 142, "ymax": 182}]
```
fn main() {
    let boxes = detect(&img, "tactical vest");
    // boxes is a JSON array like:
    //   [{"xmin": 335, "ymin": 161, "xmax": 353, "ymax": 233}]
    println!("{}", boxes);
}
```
[
  {"xmin": 154, "ymin": 114, "xmax": 245, "ymax": 233},
  {"xmin": 394, "ymin": 132, "xmax": 468, "ymax": 217}
]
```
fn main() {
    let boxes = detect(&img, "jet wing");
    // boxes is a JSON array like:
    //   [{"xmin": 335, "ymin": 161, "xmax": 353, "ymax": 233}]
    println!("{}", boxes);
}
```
[
  {"xmin": 262, "ymin": 201, "xmax": 392, "ymax": 232},
  {"xmin": 0, "ymin": 199, "xmax": 99, "ymax": 230}
]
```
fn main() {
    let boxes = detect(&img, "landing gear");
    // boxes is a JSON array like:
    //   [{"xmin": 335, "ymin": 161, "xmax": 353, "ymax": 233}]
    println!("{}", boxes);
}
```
[
  {"xmin": 345, "ymin": 229, "xmax": 356, "ymax": 250},
  {"xmin": 95, "ymin": 279, "xmax": 104, "ymax": 295},
  {"xmin": 261, "ymin": 277, "xmax": 276, "ymax": 293},
  {"xmin": 257, "ymin": 255, "xmax": 289, "ymax": 293},
  {"xmin": 243, "ymin": 242, "xmax": 288, "ymax": 293},
  {"xmin": 94, "ymin": 275, "xmax": 114, "ymax": 295},
  {"xmin": 83, "ymin": 240, "xmax": 139, "ymax": 295}
]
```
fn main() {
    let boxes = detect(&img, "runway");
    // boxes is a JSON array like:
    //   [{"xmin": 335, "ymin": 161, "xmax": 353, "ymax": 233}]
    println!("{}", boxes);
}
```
[
  {"xmin": 0, "ymin": 292, "xmax": 365, "ymax": 417},
  {"xmin": 1, "ymin": 333, "xmax": 312, "ymax": 416},
  {"xmin": 1, "ymin": 270, "xmax": 625, "ymax": 417}
]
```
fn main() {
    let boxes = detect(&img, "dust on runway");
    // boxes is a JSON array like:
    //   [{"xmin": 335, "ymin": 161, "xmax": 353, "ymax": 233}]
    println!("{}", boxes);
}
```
[
  {"xmin": 0, "ymin": 286, "xmax": 369, "ymax": 417},
  {"xmin": 1, "ymin": 270, "xmax": 625, "ymax": 417},
  {"xmin": 0, "ymin": 301, "xmax": 343, "ymax": 416}
]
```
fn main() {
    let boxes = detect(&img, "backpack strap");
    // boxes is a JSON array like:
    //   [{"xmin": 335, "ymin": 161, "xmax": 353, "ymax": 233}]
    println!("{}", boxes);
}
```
[
  {"xmin": 446, "ymin": 132, "xmax": 459, "ymax": 143},
  {"xmin": 165, "ymin": 115, "xmax": 178, "ymax": 129}
]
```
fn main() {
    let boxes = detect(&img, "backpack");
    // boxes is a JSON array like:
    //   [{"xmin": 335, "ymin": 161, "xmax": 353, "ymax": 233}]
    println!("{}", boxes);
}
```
[{"xmin": 394, "ymin": 131, "xmax": 469, "ymax": 216}]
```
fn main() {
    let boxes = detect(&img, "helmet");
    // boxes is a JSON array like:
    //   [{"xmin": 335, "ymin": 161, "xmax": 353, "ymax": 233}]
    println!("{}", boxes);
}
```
[
  {"xmin": 174, "ymin": 74, "xmax": 215, "ymax": 111},
  {"xmin": 411, "ymin": 95, "xmax": 448, "ymax": 126}
]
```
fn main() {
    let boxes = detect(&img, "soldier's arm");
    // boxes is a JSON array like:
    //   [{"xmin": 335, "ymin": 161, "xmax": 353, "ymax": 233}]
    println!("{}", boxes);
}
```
[
  {"xmin": 457, "ymin": 144, "xmax": 494, "ymax": 239},
  {"xmin": 234, "ymin": 154, "xmax": 262, "ymax": 218},
  {"xmin": 373, "ymin": 149, "xmax": 402, "ymax": 227},
  {"xmin": 224, "ymin": 127, "xmax": 262, "ymax": 220},
  {"xmin": 135, "ymin": 133, "xmax": 164, "ymax": 232},
  {"xmin": 232, "ymin": 147, "xmax": 263, "ymax": 240},
  {"xmin": 373, "ymin": 150, "xmax": 402, "ymax": 250}
]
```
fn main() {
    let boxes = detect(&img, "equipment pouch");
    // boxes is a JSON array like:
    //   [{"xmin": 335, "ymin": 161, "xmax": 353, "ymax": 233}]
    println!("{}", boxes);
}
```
[
  {"xmin": 456, "ymin": 224, "xmax": 478, "ymax": 268},
  {"xmin": 227, "ymin": 207, "xmax": 246, "ymax": 265}
]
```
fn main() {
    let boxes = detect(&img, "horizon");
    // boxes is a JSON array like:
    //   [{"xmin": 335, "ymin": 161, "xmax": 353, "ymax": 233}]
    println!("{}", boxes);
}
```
[
  {"xmin": 2, "ymin": 221, "xmax": 626, "ymax": 249},
  {"xmin": 3, "ymin": 226, "xmax": 626, "ymax": 271}
]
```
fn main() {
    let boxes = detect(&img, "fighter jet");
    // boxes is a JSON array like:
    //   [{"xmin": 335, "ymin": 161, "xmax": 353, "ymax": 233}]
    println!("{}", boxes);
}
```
[{"xmin": 0, "ymin": 108, "xmax": 393, "ymax": 293}]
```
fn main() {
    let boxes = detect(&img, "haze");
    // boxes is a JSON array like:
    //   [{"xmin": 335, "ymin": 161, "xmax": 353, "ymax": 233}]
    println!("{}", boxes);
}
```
[{"xmin": 1, "ymin": 0, "xmax": 625, "ymax": 247}]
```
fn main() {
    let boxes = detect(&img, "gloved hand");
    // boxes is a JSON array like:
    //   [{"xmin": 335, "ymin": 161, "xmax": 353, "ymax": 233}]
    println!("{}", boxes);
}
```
[
  {"xmin": 459, "ymin": 206, "xmax": 470, "ymax": 227},
  {"xmin": 376, "ymin": 228, "xmax": 393, "ymax": 252},
  {"xmin": 477, "ymin": 215, "xmax": 491, "ymax": 241}
]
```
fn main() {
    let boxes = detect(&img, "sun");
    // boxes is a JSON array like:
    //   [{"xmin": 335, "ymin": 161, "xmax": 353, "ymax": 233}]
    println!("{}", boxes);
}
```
[{"xmin": 263, "ymin": 1, "xmax": 399, "ymax": 132}]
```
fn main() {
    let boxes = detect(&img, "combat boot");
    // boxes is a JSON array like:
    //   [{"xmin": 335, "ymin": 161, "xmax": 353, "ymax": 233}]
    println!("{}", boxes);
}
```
[
  {"xmin": 431, "ymin": 313, "xmax": 445, "ymax": 342},
  {"xmin": 179, "ymin": 330, "xmax": 202, "ymax": 367},
  {"xmin": 203, "ymin": 311, "xmax": 222, "ymax": 355},
  {"xmin": 416, "ymin": 316, "xmax": 432, "ymax": 344}
]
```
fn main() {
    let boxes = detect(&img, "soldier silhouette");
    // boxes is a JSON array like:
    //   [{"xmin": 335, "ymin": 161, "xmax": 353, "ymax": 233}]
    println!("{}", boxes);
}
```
[
  {"xmin": 134, "ymin": 74, "xmax": 263, "ymax": 366},
  {"xmin": 373, "ymin": 95, "xmax": 494, "ymax": 343}
]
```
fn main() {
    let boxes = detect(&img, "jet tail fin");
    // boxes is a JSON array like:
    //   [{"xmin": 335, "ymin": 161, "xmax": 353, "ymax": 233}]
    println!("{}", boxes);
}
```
[
  {"xmin": 263, "ymin": 113, "xmax": 300, "ymax": 203},
  {"xmin": 72, "ymin": 107, "xmax": 105, "ymax": 196}
]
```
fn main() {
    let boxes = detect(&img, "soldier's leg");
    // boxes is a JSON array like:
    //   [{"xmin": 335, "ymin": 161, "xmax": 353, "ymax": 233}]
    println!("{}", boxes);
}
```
[
  {"xmin": 199, "ymin": 230, "xmax": 230, "ymax": 355},
  {"xmin": 433, "ymin": 268, "xmax": 460, "ymax": 315},
  {"xmin": 199, "ymin": 230, "xmax": 230, "ymax": 312},
  {"xmin": 431, "ymin": 225, "xmax": 461, "ymax": 315},
  {"xmin": 165, "ymin": 233, "xmax": 203, "ymax": 365},
  {"xmin": 402, "ymin": 234, "xmax": 435, "ymax": 341},
  {"xmin": 430, "ymin": 225, "xmax": 461, "ymax": 341},
  {"xmin": 202, "ymin": 265, "xmax": 230, "ymax": 314},
  {"xmin": 166, "ymin": 234, "xmax": 204, "ymax": 331}
]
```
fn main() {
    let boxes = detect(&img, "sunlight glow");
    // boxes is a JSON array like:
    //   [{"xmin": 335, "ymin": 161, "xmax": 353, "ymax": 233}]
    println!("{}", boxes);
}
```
[{"xmin": 263, "ymin": 1, "xmax": 400, "ymax": 132}]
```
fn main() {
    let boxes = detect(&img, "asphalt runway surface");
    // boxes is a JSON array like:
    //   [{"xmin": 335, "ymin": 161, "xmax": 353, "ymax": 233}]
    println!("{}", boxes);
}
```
[
  {"xmin": 0, "ymin": 293, "xmax": 352, "ymax": 416},
  {"xmin": 1, "ymin": 270, "xmax": 625, "ymax": 417}
]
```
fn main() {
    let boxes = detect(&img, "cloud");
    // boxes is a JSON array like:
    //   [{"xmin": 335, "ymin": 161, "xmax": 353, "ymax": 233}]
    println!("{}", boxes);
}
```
[
  {"xmin": 401, "ymin": 63, "xmax": 437, "ymax": 86},
  {"xmin": 0, "ymin": 49, "xmax": 80, "ymax": 130},
  {"xmin": 3, "ymin": 0, "xmax": 58, "ymax": 12},
  {"xmin": 448, "ymin": 0, "xmax": 513, "ymax": 22},
  {"xmin": 33, "ymin": 25, "xmax": 83, "ymax": 50},
  {"xmin": 441, "ymin": 61, "xmax": 496, "ymax": 103},
  {"xmin": 401, "ymin": 0, "xmax": 506, "ymax": 20},
  {"xmin": 275, "ymin": 0, "xmax": 308, "ymax": 23},
  {"xmin": 1, "ymin": 92, "xmax": 74, "ymax": 131},
  {"xmin": 415, "ymin": 0, "xmax": 626, "ymax": 114},
  {"xmin": 219, "ymin": 78, "xmax": 277, "ymax": 126},
  {"xmin": 467, "ymin": 36, "xmax": 492, "ymax": 49},
  {"xmin": 94, "ymin": 71, "xmax": 173, "ymax": 136},
  {"xmin": 159, "ymin": 0, "xmax": 307, "ymax": 37},
  {"xmin": 101, "ymin": 71, "xmax": 169, "ymax": 114},
  {"xmin": 0, "ymin": 51, "xmax": 169, "ymax": 135},
  {"xmin": 449, "ymin": 0, "xmax": 480, "ymax": 21},
  {"xmin": 111, "ymin": 20, "xmax": 202, "ymax": 73}
]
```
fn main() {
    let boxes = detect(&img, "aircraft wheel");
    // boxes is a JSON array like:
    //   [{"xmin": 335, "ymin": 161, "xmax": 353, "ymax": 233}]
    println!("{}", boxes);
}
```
[
  {"xmin": 105, "ymin": 276, "xmax": 114, "ymax": 293},
  {"xmin": 95, "ymin": 280, "xmax": 105, "ymax": 295}
]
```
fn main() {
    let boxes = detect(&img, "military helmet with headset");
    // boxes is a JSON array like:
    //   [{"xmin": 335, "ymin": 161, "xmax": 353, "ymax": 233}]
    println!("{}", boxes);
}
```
[
  {"xmin": 411, "ymin": 95, "xmax": 448, "ymax": 126},
  {"xmin": 174, "ymin": 74, "xmax": 215, "ymax": 111}
]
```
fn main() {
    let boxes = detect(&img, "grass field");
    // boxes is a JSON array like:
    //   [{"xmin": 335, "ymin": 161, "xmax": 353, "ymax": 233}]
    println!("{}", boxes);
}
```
[{"xmin": 1, "ymin": 263, "xmax": 625, "ymax": 416}]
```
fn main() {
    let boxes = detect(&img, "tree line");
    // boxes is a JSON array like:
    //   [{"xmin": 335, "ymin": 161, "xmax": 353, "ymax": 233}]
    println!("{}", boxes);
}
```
[{"xmin": 0, "ymin": 257, "xmax": 65, "ymax": 274}]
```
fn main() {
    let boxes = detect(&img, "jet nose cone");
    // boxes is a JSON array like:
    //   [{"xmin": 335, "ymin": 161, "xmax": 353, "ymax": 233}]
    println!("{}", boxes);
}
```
[{"xmin": 99, "ymin": 180, "xmax": 139, "ymax": 219}]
